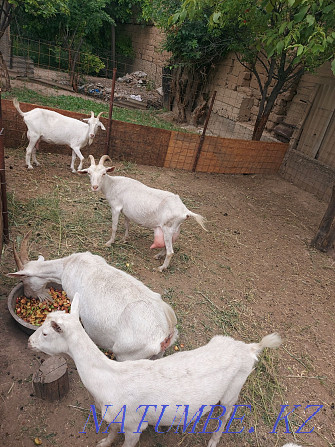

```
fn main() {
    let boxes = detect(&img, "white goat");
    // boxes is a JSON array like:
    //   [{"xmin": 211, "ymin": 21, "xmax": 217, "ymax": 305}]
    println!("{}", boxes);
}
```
[
  {"xmin": 8, "ymin": 234, "xmax": 177, "ymax": 361},
  {"xmin": 13, "ymin": 98, "xmax": 106, "ymax": 172},
  {"xmin": 79, "ymin": 155, "xmax": 207, "ymax": 271},
  {"xmin": 29, "ymin": 293, "xmax": 282, "ymax": 447}
]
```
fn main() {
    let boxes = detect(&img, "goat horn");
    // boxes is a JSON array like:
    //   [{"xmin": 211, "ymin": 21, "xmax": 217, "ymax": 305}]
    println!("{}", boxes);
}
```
[
  {"xmin": 13, "ymin": 241, "xmax": 24, "ymax": 271},
  {"xmin": 90, "ymin": 111, "xmax": 94, "ymax": 118},
  {"xmin": 89, "ymin": 155, "xmax": 96, "ymax": 166},
  {"xmin": 97, "ymin": 111, "xmax": 104, "ymax": 120},
  {"xmin": 13, "ymin": 230, "xmax": 32, "ymax": 269},
  {"xmin": 20, "ymin": 230, "xmax": 32, "ymax": 265},
  {"xmin": 99, "ymin": 155, "xmax": 111, "ymax": 165}
]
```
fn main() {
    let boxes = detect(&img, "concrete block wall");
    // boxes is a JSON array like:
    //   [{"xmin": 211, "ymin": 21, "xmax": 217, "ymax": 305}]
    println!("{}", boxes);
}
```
[
  {"xmin": 121, "ymin": 24, "xmax": 171, "ymax": 87},
  {"xmin": 208, "ymin": 53, "xmax": 297, "ymax": 138}
]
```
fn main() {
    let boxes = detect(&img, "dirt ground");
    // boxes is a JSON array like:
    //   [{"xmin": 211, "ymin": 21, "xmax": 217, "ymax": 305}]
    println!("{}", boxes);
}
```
[{"xmin": 0, "ymin": 146, "xmax": 334, "ymax": 447}]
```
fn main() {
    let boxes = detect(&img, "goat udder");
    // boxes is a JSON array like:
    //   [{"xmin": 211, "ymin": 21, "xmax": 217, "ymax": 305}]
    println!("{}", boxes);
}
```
[{"xmin": 150, "ymin": 227, "xmax": 165, "ymax": 249}]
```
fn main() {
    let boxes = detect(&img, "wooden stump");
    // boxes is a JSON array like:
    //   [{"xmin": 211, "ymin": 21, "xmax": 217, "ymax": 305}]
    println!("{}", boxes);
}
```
[{"xmin": 33, "ymin": 355, "xmax": 69, "ymax": 401}]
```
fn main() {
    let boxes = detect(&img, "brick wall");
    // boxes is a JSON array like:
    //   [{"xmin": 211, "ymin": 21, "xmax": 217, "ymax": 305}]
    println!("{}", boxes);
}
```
[{"xmin": 3, "ymin": 99, "xmax": 288, "ymax": 175}]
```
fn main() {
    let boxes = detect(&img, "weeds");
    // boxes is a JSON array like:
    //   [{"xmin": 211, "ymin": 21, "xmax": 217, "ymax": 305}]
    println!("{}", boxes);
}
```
[{"xmin": 3, "ymin": 87, "xmax": 184, "ymax": 131}]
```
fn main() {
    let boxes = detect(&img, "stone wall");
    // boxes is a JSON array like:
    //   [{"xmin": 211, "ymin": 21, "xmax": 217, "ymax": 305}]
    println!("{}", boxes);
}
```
[
  {"xmin": 207, "ymin": 53, "xmax": 298, "ymax": 140},
  {"xmin": 121, "ymin": 24, "xmax": 171, "ymax": 87}
]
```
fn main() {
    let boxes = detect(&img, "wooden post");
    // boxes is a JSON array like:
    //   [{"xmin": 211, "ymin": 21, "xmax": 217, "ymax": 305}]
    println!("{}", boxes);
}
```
[
  {"xmin": 106, "ymin": 67, "xmax": 117, "ymax": 157},
  {"xmin": 311, "ymin": 183, "xmax": 335, "ymax": 252},
  {"xmin": 33, "ymin": 356, "xmax": 69, "ymax": 401},
  {"xmin": 0, "ymin": 88, "xmax": 9, "ymax": 244}
]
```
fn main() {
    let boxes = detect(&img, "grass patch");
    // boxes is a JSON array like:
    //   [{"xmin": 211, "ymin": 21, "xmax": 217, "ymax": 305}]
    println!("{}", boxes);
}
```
[{"xmin": 3, "ymin": 86, "xmax": 185, "ymax": 131}]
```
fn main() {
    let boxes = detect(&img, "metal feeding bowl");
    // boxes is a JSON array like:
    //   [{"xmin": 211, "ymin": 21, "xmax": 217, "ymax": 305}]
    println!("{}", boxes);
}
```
[{"xmin": 7, "ymin": 282, "xmax": 63, "ymax": 335}]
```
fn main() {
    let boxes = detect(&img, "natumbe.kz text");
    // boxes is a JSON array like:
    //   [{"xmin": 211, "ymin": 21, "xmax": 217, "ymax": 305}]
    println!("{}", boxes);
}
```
[{"xmin": 79, "ymin": 403, "xmax": 323, "ymax": 435}]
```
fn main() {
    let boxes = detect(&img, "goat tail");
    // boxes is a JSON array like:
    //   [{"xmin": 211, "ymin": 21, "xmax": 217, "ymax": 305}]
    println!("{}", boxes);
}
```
[
  {"xmin": 188, "ymin": 212, "xmax": 208, "ymax": 231},
  {"xmin": 13, "ymin": 98, "xmax": 25, "ymax": 117},
  {"xmin": 251, "ymin": 332, "xmax": 282, "ymax": 358}
]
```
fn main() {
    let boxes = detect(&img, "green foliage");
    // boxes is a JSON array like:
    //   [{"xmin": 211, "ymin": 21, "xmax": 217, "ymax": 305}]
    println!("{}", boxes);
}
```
[
  {"xmin": 9, "ymin": 0, "xmax": 69, "ymax": 17},
  {"xmin": 81, "ymin": 52, "xmax": 105, "ymax": 75},
  {"xmin": 178, "ymin": 0, "xmax": 335, "ymax": 75},
  {"xmin": 175, "ymin": 0, "xmax": 335, "ymax": 138},
  {"xmin": 140, "ymin": 0, "xmax": 232, "ymax": 76}
]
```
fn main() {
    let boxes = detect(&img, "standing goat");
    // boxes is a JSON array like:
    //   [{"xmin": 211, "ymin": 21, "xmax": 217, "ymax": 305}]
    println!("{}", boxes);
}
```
[
  {"xmin": 8, "ymin": 233, "xmax": 177, "ymax": 361},
  {"xmin": 13, "ymin": 98, "xmax": 106, "ymax": 172},
  {"xmin": 28, "ymin": 293, "xmax": 282, "ymax": 447},
  {"xmin": 79, "ymin": 155, "xmax": 207, "ymax": 271}
]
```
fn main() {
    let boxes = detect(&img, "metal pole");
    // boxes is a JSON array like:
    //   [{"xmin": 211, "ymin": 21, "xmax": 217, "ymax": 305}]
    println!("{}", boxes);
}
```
[
  {"xmin": 192, "ymin": 90, "xmax": 217, "ymax": 172},
  {"xmin": 0, "ymin": 89, "xmax": 9, "ymax": 243},
  {"xmin": 106, "ymin": 67, "xmax": 117, "ymax": 157}
]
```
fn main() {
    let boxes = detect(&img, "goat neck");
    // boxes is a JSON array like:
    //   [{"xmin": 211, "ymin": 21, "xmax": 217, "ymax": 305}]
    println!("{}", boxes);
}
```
[{"xmin": 65, "ymin": 319, "xmax": 120, "ymax": 400}]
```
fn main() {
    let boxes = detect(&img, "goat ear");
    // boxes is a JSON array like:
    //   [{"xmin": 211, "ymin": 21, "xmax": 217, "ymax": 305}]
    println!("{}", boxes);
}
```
[
  {"xmin": 106, "ymin": 166, "xmax": 116, "ymax": 173},
  {"xmin": 77, "ymin": 169, "xmax": 89, "ymax": 174},
  {"xmin": 82, "ymin": 118, "xmax": 89, "ymax": 122},
  {"xmin": 70, "ymin": 292, "xmax": 80, "ymax": 317},
  {"xmin": 51, "ymin": 320, "xmax": 63, "ymax": 333},
  {"xmin": 99, "ymin": 122, "xmax": 106, "ymax": 131}
]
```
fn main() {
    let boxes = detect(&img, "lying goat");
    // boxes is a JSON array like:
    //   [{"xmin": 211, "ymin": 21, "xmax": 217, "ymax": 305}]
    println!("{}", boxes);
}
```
[
  {"xmin": 13, "ymin": 98, "xmax": 106, "ymax": 172},
  {"xmin": 9, "ymin": 233, "xmax": 177, "ymax": 361},
  {"xmin": 29, "ymin": 293, "xmax": 282, "ymax": 447},
  {"xmin": 79, "ymin": 155, "xmax": 207, "ymax": 271}
]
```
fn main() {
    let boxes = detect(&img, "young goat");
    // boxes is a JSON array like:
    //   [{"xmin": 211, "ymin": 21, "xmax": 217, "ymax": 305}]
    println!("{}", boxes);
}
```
[
  {"xmin": 79, "ymin": 155, "xmax": 207, "ymax": 271},
  {"xmin": 28, "ymin": 293, "xmax": 282, "ymax": 447},
  {"xmin": 13, "ymin": 98, "xmax": 106, "ymax": 172},
  {"xmin": 8, "ymin": 233, "xmax": 177, "ymax": 361}
]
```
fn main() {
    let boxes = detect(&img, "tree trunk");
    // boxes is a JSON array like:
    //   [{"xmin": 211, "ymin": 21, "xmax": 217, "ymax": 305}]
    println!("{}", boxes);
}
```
[
  {"xmin": 69, "ymin": 37, "xmax": 83, "ymax": 92},
  {"xmin": 311, "ymin": 184, "xmax": 335, "ymax": 253},
  {"xmin": 0, "ymin": 51, "xmax": 11, "ymax": 91},
  {"xmin": 252, "ymin": 111, "xmax": 270, "ymax": 140},
  {"xmin": 33, "ymin": 355, "xmax": 69, "ymax": 401}
]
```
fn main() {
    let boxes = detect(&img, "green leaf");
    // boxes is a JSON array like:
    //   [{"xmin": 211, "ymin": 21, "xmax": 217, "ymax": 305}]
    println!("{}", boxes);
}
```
[
  {"xmin": 212, "ymin": 11, "xmax": 221, "ymax": 23},
  {"xmin": 276, "ymin": 40, "xmax": 285, "ymax": 53},
  {"xmin": 171, "ymin": 12, "xmax": 180, "ymax": 24},
  {"xmin": 331, "ymin": 58, "xmax": 335, "ymax": 76},
  {"xmin": 296, "ymin": 45, "xmax": 304, "ymax": 56},
  {"xmin": 265, "ymin": 2, "xmax": 274, "ymax": 13},
  {"xmin": 306, "ymin": 14, "xmax": 315, "ymax": 26},
  {"xmin": 279, "ymin": 22, "xmax": 287, "ymax": 34},
  {"xmin": 294, "ymin": 5, "xmax": 309, "ymax": 23},
  {"xmin": 322, "ymin": 4, "xmax": 335, "ymax": 14}
]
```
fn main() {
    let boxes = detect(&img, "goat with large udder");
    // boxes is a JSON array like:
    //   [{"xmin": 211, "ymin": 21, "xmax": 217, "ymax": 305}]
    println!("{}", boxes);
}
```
[
  {"xmin": 28, "ymin": 293, "xmax": 282, "ymax": 447},
  {"xmin": 13, "ymin": 98, "xmax": 106, "ymax": 172},
  {"xmin": 79, "ymin": 155, "xmax": 207, "ymax": 271},
  {"xmin": 8, "ymin": 233, "xmax": 177, "ymax": 361}
]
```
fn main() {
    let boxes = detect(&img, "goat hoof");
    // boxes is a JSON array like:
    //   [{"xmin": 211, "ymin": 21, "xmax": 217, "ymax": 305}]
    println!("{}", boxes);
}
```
[
  {"xmin": 157, "ymin": 266, "xmax": 166, "ymax": 273},
  {"xmin": 27, "ymin": 165, "xmax": 34, "ymax": 170}
]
